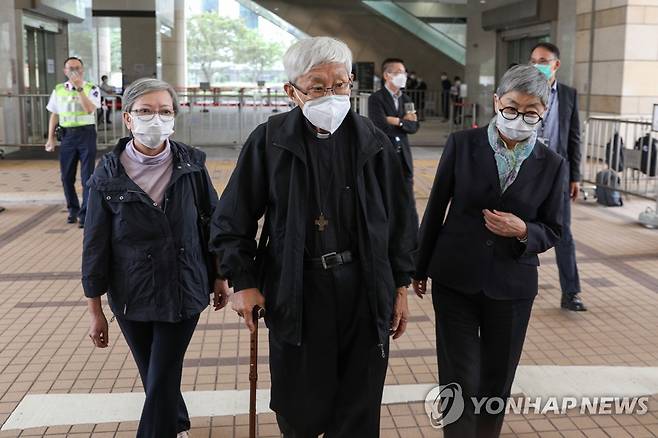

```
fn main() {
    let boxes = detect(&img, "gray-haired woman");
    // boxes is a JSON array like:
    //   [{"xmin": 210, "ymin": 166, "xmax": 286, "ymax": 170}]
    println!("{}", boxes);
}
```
[
  {"xmin": 82, "ymin": 78, "xmax": 228, "ymax": 438},
  {"xmin": 412, "ymin": 65, "xmax": 567, "ymax": 438}
]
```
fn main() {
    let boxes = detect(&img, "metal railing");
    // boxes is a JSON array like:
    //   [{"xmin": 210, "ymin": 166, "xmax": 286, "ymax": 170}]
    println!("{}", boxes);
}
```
[
  {"xmin": 0, "ymin": 91, "xmax": 378, "ymax": 150},
  {"xmin": 449, "ymin": 100, "xmax": 478, "ymax": 132},
  {"xmin": 582, "ymin": 116, "xmax": 658, "ymax": 227},
  {"xmin": 0, "ymin": 93, "xmax": 130, "ymax": 149},
  {"xmin": 356, "ymin": 89, "xmax": 448, "ymax": 120}
]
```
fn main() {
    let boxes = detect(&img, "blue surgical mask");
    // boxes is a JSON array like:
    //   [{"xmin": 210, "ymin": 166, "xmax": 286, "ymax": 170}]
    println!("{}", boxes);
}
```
[{"xmin": 533, "ymin": 64, "xmax": 553, "ymax": 79}]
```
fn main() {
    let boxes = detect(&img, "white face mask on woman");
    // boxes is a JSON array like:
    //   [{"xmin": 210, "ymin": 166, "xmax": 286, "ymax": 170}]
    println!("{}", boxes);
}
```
[
  {"xmin": 130, "ymin": 114, "xmax": 175, "ymax": 149},
  {"xmin": 495, "ymin": 110, "xmax": 536, "ymax": 141},
  {"xmin": 297, "ymin": 92, "xmax": 351, "ymax": 134}
]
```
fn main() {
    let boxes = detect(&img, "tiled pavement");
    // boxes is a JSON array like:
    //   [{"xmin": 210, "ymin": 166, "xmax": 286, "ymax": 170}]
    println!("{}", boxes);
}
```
[{"xmin": 0, "ymin": 155, "xmax": 657, "ymax": 437}]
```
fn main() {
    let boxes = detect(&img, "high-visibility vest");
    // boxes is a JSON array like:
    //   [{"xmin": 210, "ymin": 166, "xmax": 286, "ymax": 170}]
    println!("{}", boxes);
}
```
[{"xmin": 54, "ymin": 82, "xmax": 96, "ymax": 128}]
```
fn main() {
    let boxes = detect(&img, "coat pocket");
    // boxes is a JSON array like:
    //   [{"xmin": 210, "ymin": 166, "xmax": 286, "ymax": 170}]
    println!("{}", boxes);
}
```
[
  {"xmin": 122, "ymin": 251, "xmax": 157, "ymax": 313},
  {"xmin": 178, "ymin": 244, "xmax": 207, "ymax": 296}
]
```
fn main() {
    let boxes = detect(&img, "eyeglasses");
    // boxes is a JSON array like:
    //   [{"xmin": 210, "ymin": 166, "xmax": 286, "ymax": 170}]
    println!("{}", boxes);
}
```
[
  {"xmin": 290, "ymin": 81, "xmax": 353, "ymax": 98},
  {"xmin": 498, "ymin": 107, "xmax": 543, "ymax": 125},
  {"xmin": 529, "ymin": 58, "xmax": 556, "ymax": 66},
  {"xmin": 130, "ymin": 109, "xmax": 176, "ymax": 122}
]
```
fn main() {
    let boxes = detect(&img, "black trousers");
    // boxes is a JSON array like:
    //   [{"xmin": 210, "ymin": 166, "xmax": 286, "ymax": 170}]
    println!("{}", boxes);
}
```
[
  {"xmin": 269, "ymin": 262, "xmax": 389, "ymax": 438},
  {"xmin": 433, "ymin": 285, "xmax": 534, "ymax": 438},
  {"xmin": 59, "ymin": 125, "xmax": 96, "ymax": 222},
  {"xmin": 117, "ymin": 314, "xmax": 199, "ymax": 438},
  {"xmin": 403, "ymin": 171, "xmax": 419, "ymax": 234},
  {"xmin": 555, "ymin": 190, "xmax": 581, "ymax": 296},
  {"xmin": 441, "ymin": 90, "xmax": 451, "ymax": 118}
]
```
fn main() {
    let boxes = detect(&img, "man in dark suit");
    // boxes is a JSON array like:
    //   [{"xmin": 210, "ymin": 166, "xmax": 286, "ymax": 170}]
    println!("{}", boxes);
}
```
[
  {"xmin": 367, "ymin": 58, "xmax": 420, "ymax": 180},
  {"xmin": 530, "ymin": 42, "xmax": 586, "ymax": 311}
]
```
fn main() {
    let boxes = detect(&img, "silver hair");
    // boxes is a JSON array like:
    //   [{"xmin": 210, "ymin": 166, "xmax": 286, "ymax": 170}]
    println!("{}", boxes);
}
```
[
  {"xmin": 496, "ymin": 65, "xmax": 550, "ymax": 107},
  {"xmin": 122, "ymin": 78, "xmax": 180, "ymax": 114},
  {"xmin": 283, "ymin": 36, "xmax": 353, "ymax": 83}
]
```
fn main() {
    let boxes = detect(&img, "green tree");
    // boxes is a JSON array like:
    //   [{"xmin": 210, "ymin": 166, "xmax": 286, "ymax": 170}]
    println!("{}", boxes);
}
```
[
  {"xmin": 110, "ymin": 28, "xmax": 121, "ymax": 73},
  {"xmin": 186, "ymin": 12, "xmax": 243, "ymax": 83},
  {"xmin": 234, "ymin": 27, "xmax": 284, "ymax": 82}
]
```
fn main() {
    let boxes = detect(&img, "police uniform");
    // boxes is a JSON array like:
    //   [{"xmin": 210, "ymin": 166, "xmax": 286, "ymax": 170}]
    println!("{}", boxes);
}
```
[{"xmin": 47, "ymin": 81, "xmax": 101, "ymax": 225}]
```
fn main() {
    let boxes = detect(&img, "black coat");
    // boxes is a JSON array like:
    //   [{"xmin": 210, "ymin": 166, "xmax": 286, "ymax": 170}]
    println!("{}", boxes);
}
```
[
  {"xmin": 81, "ymin": 138, "xmax": 219, "ymax": 321},
  {"xmin": 415, "ymin": 126, "xmax": 567, "ymax": 300},
  {"xmin": 368, "ymin": 88, "xmax": 419, "ymax": 177},
  {"xmin": 211, "ymin": 108, "xmax": 418, "ymax": 346},
  {"xmin": 556, "ymin": 83, "xmax": 582, "ymax": 183}
]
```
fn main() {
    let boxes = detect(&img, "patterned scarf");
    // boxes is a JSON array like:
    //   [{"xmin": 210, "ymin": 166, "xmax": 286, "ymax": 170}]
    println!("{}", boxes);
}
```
[{"xmin": 487, "ymin": 117, "xmax": 536, "ymax": 193}]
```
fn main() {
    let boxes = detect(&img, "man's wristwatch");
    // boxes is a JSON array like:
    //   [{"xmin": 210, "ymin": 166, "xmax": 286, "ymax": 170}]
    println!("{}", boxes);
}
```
[
  {"xmin": 76, "ymin": 86, "xmax": 84, "ymax": 93},
  {"xmin": 399, "ymin": 120, "xmax": 403, "ymax": 128}
]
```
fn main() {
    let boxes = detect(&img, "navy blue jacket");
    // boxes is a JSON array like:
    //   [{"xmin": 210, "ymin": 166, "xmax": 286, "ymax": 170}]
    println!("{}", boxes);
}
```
[
  {"xmin": 415, "ymin": 126, "xmax": 566, "ymax": 300},
  {"xmin": 81, "ymin": 138, "xmax": 218, "ymax": 321},
  {"xmin": 556, "ymin": 82, "xmax": 582, "ymax": 183}
]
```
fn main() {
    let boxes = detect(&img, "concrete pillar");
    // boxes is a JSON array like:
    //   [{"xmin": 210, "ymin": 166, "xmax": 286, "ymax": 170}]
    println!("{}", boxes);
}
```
[
  {"xmin": 556, "ymin": 0, "xmax": 577, "ymax": 87},
  {"xmin": 121, "ymin": 16, "xmax": 157, "ymax": 87},
  {"xmin": 575, "ymin": 0, "xmax": 658, "ymax": 116},
  {"xmin": 97, "ymin": 21, "xmax": 112, "ymax": 80},
  {"xmin": 464, "ymin": 0, "xmax": 499, "ymax": 127},
  {"xmin": 0, "ymin": 0, "xmax": 19, "ymax": 148},
  {"xmin": 0, "ymin": 0, "xmax": 18, "ymax": 94},
  {"xmin": 161, "ymin": 0, "xmax": 187, "ymax": 90}
]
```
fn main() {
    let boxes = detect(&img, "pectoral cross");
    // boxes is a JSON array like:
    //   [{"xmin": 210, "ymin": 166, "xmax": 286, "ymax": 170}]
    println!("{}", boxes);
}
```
[{"xmin": 314, "ymin": 214, "xmax": 329, "ymax": 232}]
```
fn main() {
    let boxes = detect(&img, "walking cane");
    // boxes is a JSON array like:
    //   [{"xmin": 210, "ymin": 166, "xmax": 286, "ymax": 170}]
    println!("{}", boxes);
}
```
[{"xmin": 249, "ymin": 305, "xmax": 265, "ymax": 438}]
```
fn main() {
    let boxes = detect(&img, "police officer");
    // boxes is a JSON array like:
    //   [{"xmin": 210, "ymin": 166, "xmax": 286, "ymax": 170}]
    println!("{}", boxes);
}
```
[{"xmin": 45, "ymin": 56, "xmax": 100, "ymax": 228}]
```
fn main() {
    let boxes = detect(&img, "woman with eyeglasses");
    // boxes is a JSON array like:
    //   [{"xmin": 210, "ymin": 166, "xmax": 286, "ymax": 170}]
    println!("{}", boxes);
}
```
[
  {"xmin": 412, "ymin": 65, "xmax": 567, "ymax": 438},
  {"xmin": 81, "ymin": 78, "xmax": 227, "ymax": 438}
]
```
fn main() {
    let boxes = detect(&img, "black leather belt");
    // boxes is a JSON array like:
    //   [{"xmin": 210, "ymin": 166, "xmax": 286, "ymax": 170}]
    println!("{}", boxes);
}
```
[{"xmin": 304, "ymin": 250, "xmax": 356, "ymax": 270}]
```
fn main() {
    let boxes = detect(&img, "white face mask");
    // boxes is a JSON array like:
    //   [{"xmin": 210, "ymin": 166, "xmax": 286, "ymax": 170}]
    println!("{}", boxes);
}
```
[
  {"xmin": 130, "ymin": 114, "xmax": 175, "ymax": 149},
  {"xmin": 495, "ymin": 110, "xmax": 536, "ymax": 141},
  {"xmin": 390, "ymin": 73, "xmax": 407, "ymax": 89},
  {"xmin": 297, "ymin": 93, "xmax": 351, "ymax": 134}
]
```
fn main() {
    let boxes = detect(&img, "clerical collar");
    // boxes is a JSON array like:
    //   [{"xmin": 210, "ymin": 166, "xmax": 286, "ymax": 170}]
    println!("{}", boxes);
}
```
[{"xmin": 304, "ymin": 119, "xmax": 331, "ymax": 139}]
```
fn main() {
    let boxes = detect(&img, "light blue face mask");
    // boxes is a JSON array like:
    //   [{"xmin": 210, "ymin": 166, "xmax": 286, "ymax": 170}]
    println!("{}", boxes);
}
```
[{"xmin": 533, "ymin": 63, "xmax": 553, "ymax": 79}]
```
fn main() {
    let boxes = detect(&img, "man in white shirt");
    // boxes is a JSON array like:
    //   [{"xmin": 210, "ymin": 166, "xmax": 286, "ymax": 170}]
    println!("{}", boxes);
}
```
[{"xmin": 44, "ymin": 56, "xmax": 100, "ymax": 228}]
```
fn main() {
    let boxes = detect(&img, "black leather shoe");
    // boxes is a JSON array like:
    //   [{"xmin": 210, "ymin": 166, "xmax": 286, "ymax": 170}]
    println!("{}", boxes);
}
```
[
  {"xmin": 78, "ymin": 222, "xmax": 84, "ymax": 229},
  {"xmin": 561, "ymin": 294, "xmax": 587, "ymax": 311},
  {"xmin": 67, "ymin": 216, "xmax": 77, "ymax": 224}
]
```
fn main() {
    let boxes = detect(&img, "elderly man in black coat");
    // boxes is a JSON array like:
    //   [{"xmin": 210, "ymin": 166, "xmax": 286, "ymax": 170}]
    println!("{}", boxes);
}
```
[{"xmin": 211, "ymin": 37, "xmax": 418, "ymax": 437}]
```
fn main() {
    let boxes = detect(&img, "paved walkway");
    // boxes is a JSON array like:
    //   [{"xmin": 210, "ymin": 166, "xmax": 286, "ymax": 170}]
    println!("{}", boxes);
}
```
[{"xmin": 0, "ymin": 151, "xmax": 657, "ymax": 437}]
